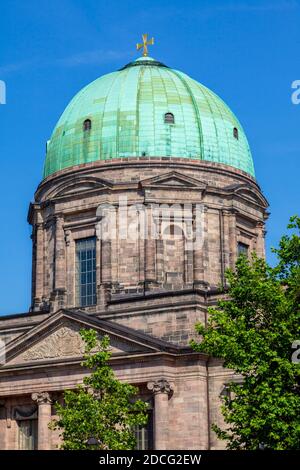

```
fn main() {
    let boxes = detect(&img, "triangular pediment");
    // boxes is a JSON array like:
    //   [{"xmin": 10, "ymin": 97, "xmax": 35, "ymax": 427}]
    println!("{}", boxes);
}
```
[
  {"xmin": 47, "ymin": 176, "xmax": 113, "ymax": 200},
  {"xmin": 225, "ymin": 183, "xmax": 268, "ymax": 208},
  {"xmin": 2, "ymin": 310, "xmax": 164, "ymax": 367},
  {"xmin": 139, "ymin": 171, "xmax": 207, "ymax": 190}
]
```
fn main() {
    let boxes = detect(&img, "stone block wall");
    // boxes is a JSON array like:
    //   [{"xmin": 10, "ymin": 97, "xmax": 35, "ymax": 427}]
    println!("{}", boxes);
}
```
[{"xmin": 28, "ymin": 158, "xmax": 268, "ymax": 314}]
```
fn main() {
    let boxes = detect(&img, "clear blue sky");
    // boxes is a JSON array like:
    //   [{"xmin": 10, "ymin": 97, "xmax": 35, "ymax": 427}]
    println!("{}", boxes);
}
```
[{"xmin": 0, "ymin": 0, "xmax": 299, "ymax": 315}]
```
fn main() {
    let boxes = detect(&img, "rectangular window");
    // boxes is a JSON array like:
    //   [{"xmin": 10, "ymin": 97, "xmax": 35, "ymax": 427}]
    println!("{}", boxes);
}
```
[
  {"xmin": 18, "ymin": 419, "xmax": 38, "ymax": 450},
  {"xmin": 76, "ymin": 237, "xmax": 97, "ymax": 307},
  {"xmin": 237, "ymin": 241, "xmax": 249, "ymax": 257},
  {"xmin": 134, "ymin": 411, "xmax": 153, "ymax": 450}
]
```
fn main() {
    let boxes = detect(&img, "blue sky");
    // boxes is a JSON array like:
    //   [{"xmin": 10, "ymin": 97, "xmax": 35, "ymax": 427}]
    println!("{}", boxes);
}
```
[{"xmin": 0, "ymin": 0, "xmax": 299, "ymax": 315}]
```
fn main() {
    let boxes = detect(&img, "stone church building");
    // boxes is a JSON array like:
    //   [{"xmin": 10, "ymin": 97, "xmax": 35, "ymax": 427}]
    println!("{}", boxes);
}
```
[{"xmin": 0, "ymin": 44, "xmax": 268, "ymax": 450}]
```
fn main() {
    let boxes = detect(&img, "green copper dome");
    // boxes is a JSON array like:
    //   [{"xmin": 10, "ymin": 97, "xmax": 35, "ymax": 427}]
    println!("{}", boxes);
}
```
[{"xmin": 44, "ymin": 56, "xmax": 255, "ymax": 178}]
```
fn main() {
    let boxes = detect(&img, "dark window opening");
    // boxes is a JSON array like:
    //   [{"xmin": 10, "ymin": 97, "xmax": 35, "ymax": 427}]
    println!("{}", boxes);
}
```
[
  {"xmin": 164, "ymin": 112, "xmax": 175, "ymax": 124},
  {"xmin": 76, "ymin": 237, "xmax": 97, "ymax": 307},
  {"xmin": 233, "ymin": 127, "xmax": 239, "ymax": 140},
  {"xmin": 237, "ymin": 241, "xmax": 249, "ymax": 257},
  {"xmin": 18, "ymin": 419, "xmax": 38, "ymax": 450},
  {"xmin": 164, "ymin": 223, "xmax": 184, "ymax": 239},
  {"xmin": 83, "ymin": 119, "xmax": 92, "ymax": 132},
  {"xmin": 134, "ymin": 410, "xmax": 153, "ymax": 450}
]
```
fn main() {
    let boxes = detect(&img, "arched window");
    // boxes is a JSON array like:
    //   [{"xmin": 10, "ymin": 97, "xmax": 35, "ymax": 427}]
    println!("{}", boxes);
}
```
[
  {"xmin": 163, "ymin": 223, "xmax": 184, "ymax": 240},
  {"xmin": 83, "ymin": 119, "xmax": 92, "ymax": 132},
  {"xmin": 164, "ymin": 112, "xmax": 175, "ymax": 124},
  {"xmin": 233, "ymin": 127, "xmax": 239, "ymax": 140}
]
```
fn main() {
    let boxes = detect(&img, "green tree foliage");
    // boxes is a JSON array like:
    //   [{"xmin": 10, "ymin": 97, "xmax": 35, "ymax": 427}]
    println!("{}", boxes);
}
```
[
  {"xmin": 191, "ymin": 216, "xmax": 300, "ymax": 449},
  {"xmin": 50, "ymin": 330, "xmax": 148, "ymax": 450}
]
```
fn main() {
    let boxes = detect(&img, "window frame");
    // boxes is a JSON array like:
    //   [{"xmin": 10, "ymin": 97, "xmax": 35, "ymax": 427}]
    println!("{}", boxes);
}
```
[
  {"xmin": 134, "ymin": 409, "xmax": 154, "ymax": 450},
  {"xmin": 75, "ymin": 237, "xmax": 97, "ymax": 307},
  {"xmin": 18, "ymin": 419, "xmax": 38, "ymax": 450},
  {"xmin": 164, "ymin": 112, "xmax": 175, "ymax": 125},
  {"xmin": 237, "ymin": 241, "xmax": 249, "ymax": 257},
  {"xmin": 83, "ymin": 119, "xmax": 92, "ymax": 132}
]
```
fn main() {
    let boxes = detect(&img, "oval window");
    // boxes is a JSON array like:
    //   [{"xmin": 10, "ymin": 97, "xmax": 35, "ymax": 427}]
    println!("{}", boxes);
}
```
[
  {"xmin": 83, "ymin": 119, "xmax": 92, "ymax": 132},
  {"xmin": 164, "ymin": 112, "xmax": 175, "ymax": 124}
]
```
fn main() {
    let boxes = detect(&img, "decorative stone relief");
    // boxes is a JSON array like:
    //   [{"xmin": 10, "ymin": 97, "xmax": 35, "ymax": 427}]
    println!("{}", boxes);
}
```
[
  {"xmin": 14, "ymin": 405, "xmax": 37, "ymax": 420},
  {"xmin": 22, "ymin": 322, "xmax": 85, "ymax": 361},
  {"xmin": 32, "ymin": 392, "xmax": 52, "ymax": 405},
  {"xmin": 8, "ymin": 320, "xmax": 146, "ymax": 365},
  {"xmin": 147, "ymin": 378, "xmax": 173, "ymax": 395}
]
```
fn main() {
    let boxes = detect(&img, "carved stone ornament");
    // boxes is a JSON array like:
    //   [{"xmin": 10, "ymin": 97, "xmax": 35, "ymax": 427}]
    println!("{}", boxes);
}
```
[
  {"xmin": 31, "ymin": 392, "xmax": 52, "ymax": 405},
  {"xmin": 22, "ymin": 322, "xmax": 85, "ymax": 361},
  {"xmin": 147, "ymin": 378, "xmax": 173, "ymax": 395},
  {"xmin": 64, "ymin": 230, "xmax": 72, "ymax": 246},
  {"xmin": 14, "ymin": 405, "xmax": 37, "ymax": 420},
  {"xmin": 9, "ymin": 320, "xmax": 140, "ymax": 365}
]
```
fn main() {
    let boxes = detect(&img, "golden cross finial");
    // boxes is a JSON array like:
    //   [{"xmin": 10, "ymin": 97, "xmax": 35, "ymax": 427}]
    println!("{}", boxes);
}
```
[{"xmin": 136, "ymin": 34, "xmax": 154, "ymax": 57}]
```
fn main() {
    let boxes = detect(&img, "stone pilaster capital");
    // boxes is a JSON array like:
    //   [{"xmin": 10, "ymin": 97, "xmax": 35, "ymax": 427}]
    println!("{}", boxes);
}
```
[
  {"xmin": 31, "ymin": 392, "xmax": 52, "ymax": 405},
  {"xmin": 221, "ymin": 209, "xmax": 231, "ymax": 216},
  {"xmin": 64, "ymin": 229, "xmax": 72, "ymax": 246},
  {"xmin": 55, "ymin": 213, "xmax": 64, "ymax": 225},
  {"xmin": 36, "ymin": 222, "xmax": 44, "ymax": 231},
  {"xmin": 147, "ymin": 378, "xmax": 173, "ymax": 395},
  {"xmin": 256, "ymin": 220, "xmax": 265, "ymax": 228}
]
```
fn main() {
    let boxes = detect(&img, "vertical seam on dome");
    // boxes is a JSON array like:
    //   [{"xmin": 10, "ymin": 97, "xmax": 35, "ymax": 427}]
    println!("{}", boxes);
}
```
[
  {"xmin": 150, "ymin": 66, "xmax": 156, "ymax": 156},
  {"xmin": 99, "ymin": 72, "xmax": 120, "ymax": 160},
  {"xmin": 67, "ymin": 84, "xmax": 94, "ymax": 169},
  {"xmin": 45, "ymin": 88, "xmax": 84, "ymax": 176},
  {"xmin": 163, "ymin": 68, "xmax": 189, "ymax": 158},
  {"xmin": 196, "ymin": 85, "xmax": 221, "ymax": 164},
  {"xmin": 157, "ymin": 67, "xmax": 172, "ymax": 156},
  {"xmin": 202, "ymin": 86, "xmax": 254, "ymax": 176},
  {"xmin": 170, "ymin": 70, "xmax": 204, "ymax": 160},
  {"xmin": 205, "ymin": 87, "xmax": 236, "ymax": 170},
  {"xmin": 116, "ymin": 67, "xmax": 130, "ymax": 159},
  {"xmin": 136, "ymin": 66, "xmax": 144, "ymax": 157}
]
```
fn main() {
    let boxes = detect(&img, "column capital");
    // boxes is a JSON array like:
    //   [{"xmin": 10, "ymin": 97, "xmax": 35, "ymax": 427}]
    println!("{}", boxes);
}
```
[
  {"xmin": 54, "ymin": 213, "xmax": 64, "ymax": 227},
  {"xmin": 64, "ymin": 229, "xmax": 72, "ymax": 246},
  {"xmin": 147, "ymin": 378, "xmax": 173, "ymax": 395},
  {"xmin": 256, "ymin": 220, "xmax": 265, "ymax": 228},
  {"xmin": 32, "ymin": 392, "xmax": 52, "ymax": 405}
]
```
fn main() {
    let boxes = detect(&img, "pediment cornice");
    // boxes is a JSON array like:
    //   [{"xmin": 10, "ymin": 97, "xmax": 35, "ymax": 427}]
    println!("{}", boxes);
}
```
[
  {"xmin": 1, "ymin": 310, "xmax": 191, "ymax": 369},
  {"xmin": 139, "ymin": 171, "xmax": 207, "ymax": 191}
]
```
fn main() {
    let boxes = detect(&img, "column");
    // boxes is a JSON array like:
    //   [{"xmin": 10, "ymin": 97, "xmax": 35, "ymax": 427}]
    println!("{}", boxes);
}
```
[
  {"xmin": 35, "ymin": 223, "xmax": 45, "ymax": 300},
  {"xmin": 0, "ymin": 401, "xmax": 7, "ymax": 450},
  {"xmin": 32, "ymin": 392, "xmax": 52, "ymax": 450},
  {"xmin": 255, "ymin": 221, "xmax": 266, "ymax": 258},
  {"xmin": 54, "ymin": 215, "xmax": 66, "ymax": 292},
  {"xmin": 185, "ymin": 217, "xmax": 194, "ymax": 285},
  {"xmin": 155, "ymin": 216, "xmax": 164, "ymax": 286},
  {"xmin": 145, "ymin": 207, "xmax": 156, "ymax": 289},
  {"xmin": 147, "ymin": 378, "xmax": 173, "ymax": 450},
  {"xmin": 97, "ymin": 204, "xmax": 113, "ymax": 307},
  {"xmin": 228, "ymin": 210, "xmax": 237, "ymax": 269},
  {"xmin": 100, "ymin": 239, "xmax": 111, "ymax": 307},
  {"xmin": 96, "ymin": 232, "xmax": 101, "ymax": 306},
  {"xmin": 193, "ymin": 206, "xmax": 208, "ymax": 288},
  {"xmin": 65, "ymin": 230, "xmax": 75, "ymax": 306}
]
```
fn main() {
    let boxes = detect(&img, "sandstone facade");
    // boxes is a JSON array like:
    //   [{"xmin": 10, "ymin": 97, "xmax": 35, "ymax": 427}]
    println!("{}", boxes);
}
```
[{"xmin": 0, "ymin": 158, "xmax": 268, "ymax": 449}]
